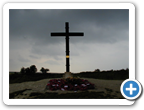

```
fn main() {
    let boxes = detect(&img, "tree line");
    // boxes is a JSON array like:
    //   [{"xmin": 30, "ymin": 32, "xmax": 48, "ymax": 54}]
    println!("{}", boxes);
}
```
[
  {"xmin": 10, "ymin": 67, "xmax": 129, "ymax": 84},
  {"xmin": 20, "ymin": 65, "xmax": 50, "ymax": 74},
  {"xmin": 74, "ymin": 68, "xmax": 129, "ymax": 80}
]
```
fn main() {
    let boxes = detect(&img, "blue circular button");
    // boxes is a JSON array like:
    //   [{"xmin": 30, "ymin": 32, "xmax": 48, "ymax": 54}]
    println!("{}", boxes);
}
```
[
  {"xmin": 121, "ymin": 79, "xmax": 142, "ymax": 100},
  {"xmin": 123, "ymin": 81, "xmax": 139, "ymax": 97}
]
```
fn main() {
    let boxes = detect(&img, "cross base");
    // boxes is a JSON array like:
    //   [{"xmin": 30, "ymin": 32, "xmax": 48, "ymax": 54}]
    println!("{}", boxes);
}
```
[{"xmin": 63, "ymin": 72, "xmax": 73, "ymax": 79}]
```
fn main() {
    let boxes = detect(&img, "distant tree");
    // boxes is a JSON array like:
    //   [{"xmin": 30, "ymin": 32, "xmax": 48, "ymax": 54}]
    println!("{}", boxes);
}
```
[
  {"xmin": 126, "ymin": 68, "xmax": 129, "ymax": 71},
  {"xmin": 40, "ymin": 67, "xmax": 45, "ymax": 73},
  {"xmin": 45, "ymin": 68, "xmax": 49, "ymax": 73},
  {"xmin": 120, "ymin": 69, "xmax": 125, "ymax": 71},
  {"xmin": 20, "ymin": 67, "xmax": 25, "ymax": 74},
  {"xmin": 94, "ymin": 69, "xmax": 100, "ymax": 72},
  {"xmin": 20, "ymin": 65, "xmax": 37, "ymax": 75},
  {"xmin": 40, "ymin": 67, "xmax": 49, "ymax": 74},
  {"xmin": 25, "ymin": 67, "xmax": 31, "ymax": 74},
  {"xmin": 110, "ymin": 69, "xmax": 113, "ymax": 72},
  {"xmin": 30, "ymin": 65, "xmax": 37, "ymax": 74}
]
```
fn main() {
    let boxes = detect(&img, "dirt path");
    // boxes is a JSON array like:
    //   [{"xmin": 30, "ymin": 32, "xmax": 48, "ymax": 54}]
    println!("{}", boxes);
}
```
[{"xmin": 9, "ymin": 78, "xmax": 124, "ymax": 99}]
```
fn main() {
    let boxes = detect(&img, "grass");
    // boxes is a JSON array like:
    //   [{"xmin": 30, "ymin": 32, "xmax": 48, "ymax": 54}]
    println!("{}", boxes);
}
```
[
  {"xmin": 105, "ymin": 88, "xmax": 113, "ymax": 92},
  {"xmin": 9, "ymin": 89, "xmax": 32, "ymax": 99},
  {"xmin": 9, "ymin": 69, "xmax": 129, "ymax": 84},
  {"xmin": 9, "ymin": 73, "xmax": 63, "ymax": 84},
  {"xmin": 73, "ymin": 70, "xmax": 129, "ymax": 80},
  {"xmin": 9, "ymin": 71, "xmax": 126, "ymax": 99},
  {"xmin": 9, "ymin": 89, "xmax": 124, "ymax": 99}
]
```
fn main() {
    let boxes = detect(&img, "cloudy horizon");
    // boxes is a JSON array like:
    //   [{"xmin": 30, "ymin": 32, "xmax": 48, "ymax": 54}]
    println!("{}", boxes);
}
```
[{"xmin": 9, "ymin": 9, "xmax": 129, "ymax": 73}]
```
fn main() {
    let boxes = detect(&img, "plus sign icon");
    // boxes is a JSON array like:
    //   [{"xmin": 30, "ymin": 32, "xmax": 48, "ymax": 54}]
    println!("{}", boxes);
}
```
[{"xmin": 121, "ymin": 79, "xmax": 142, "ymax": 100}]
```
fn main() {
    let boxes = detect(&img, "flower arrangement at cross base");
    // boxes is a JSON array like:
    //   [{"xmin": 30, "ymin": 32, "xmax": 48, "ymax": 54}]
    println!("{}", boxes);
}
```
[{"xmin": 46, "ymin": 77, "xmax": 95, "ymax": 91}]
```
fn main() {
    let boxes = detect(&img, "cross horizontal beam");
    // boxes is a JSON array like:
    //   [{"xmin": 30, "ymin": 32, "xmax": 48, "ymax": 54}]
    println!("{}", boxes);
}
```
[{"xmin": 51, "ymin": 32, "xmax": 84, "ymax": 36}]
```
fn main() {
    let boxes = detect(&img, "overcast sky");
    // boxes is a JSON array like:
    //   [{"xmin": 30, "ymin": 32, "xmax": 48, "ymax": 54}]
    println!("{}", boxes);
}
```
[{"xmin": 9, "ymin": 9, "xmax": 129, "ymax": 73}]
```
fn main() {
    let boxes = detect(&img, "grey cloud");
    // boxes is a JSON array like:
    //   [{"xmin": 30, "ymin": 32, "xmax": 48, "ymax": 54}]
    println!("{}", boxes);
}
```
[
  {"xmin": 30, "ymin": 41, "xmax": 81, "ymax": 59},
  {"xmin": 18, "ymin": 55, "xmax": 30, "ymax": 62},
  {"xmin": 29, "ymin": 55, "xmax": 40, "ymax": 59},
  {"xmin": 30, "ymin": 43, "xmax": 65, "ymax": 57},
  {"xmin": 53, "ymin": 56, "xmax": 63, "ymax": 61},
  {"xmin": 45, "ymin": 60, "xmax": 60, "ymax": 65}
]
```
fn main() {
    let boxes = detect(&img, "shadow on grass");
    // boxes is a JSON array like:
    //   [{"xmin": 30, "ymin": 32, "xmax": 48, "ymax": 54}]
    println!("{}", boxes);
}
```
[
  {"xmin": 9, "ymin": 89, "xmax": 32, "ymax": 99},
  {"xmin": 10, "ymin": 89, "xmax": 124, "ymax": 99}
]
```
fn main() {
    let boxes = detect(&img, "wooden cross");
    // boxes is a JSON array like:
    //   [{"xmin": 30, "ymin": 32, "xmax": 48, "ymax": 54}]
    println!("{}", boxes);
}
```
[{"xmin": 51, "ymin": 22, "xmax": 84, "ymax": 72}]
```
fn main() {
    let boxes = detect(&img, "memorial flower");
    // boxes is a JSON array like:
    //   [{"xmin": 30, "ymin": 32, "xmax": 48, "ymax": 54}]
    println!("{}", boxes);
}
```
[{"xmin": 46, "ymin": 77, "xmax": 95, "ymax": 91}]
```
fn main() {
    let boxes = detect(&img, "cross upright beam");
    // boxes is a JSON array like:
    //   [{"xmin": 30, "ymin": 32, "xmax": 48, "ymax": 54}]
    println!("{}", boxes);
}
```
[{"xmin": 51, "ymin": 22, "xmax": 84, "ymax": 72}]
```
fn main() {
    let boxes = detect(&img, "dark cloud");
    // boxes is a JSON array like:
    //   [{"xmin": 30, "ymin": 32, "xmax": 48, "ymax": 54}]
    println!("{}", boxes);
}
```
[{"xmin": 9, "ymin": 9, "xmax": 128, "ymax": 44}]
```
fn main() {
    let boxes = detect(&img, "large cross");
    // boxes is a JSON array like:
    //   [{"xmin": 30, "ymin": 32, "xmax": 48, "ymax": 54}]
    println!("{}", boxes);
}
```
[{"xmin": 51, "ymin": 22, "xmax": 84, "ymax": 72}]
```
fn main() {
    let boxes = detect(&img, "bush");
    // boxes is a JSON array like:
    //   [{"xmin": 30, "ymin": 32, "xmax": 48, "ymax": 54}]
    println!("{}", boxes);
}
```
[
  {"xmin": 25, "ymin": 67, "xmax": 31, "ymax": 74},
  {"xmin": 30, "ymin": 65, "xmax": 37, "ymax": 74},
  {"xmin": 40, "ymin": 67, "xmax": 49, "ymax": 74},
  {"xmin": 20, "ymin": 67, "xmax": 25, "ymax": 74},
  {"xmin": 20, "ymin": 65, "xmax": 37, "ymax": 75},
  {"xmin": 94, "ymin": 69, "xmax": 100, "ymax": 72}
]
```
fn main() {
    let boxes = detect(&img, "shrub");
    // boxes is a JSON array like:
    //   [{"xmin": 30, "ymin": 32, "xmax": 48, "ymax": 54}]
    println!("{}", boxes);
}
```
[
  {"xmin": 94, "ymin": 69, "xmax": 100, "ymax": 72},
  {"xmin": 30, "ymin": 65, "xmax": 37, "ymax": 74},
  {"xmin": 25, "ymin": 67, "xmax": 31, "ymax": 74},
  {"xmin": 40, "ymin": 67, "xmax": 49, "ymax": 74},
  {"xmin": 20, "ymin": 67, "xmax": 25, "ymax": 74},
  {"xmin": 20, "ymin": 65, "xmax": 37, "ymax": 75}
]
